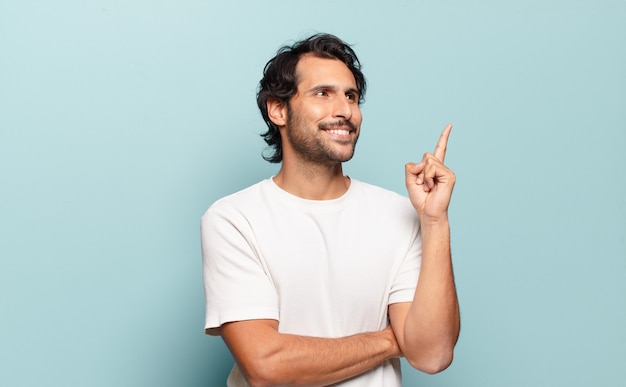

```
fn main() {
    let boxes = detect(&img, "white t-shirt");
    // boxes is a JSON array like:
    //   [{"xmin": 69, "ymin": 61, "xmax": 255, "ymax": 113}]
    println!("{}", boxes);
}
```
[{"xmin": 202, "ymin": 178, "xmax": 422, "ymax": 386}]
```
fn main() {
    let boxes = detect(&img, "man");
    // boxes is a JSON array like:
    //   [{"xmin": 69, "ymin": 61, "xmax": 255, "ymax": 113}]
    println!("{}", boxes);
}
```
[{"xmin": 202, "ymin": 33, "xmax": 460, "ymax": 386}]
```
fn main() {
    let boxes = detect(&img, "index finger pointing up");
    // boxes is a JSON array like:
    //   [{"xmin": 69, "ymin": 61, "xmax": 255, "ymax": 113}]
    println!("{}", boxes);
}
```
[{"xmin": 434, "ymin": 124, "xmax": 453, "ymax": 162}]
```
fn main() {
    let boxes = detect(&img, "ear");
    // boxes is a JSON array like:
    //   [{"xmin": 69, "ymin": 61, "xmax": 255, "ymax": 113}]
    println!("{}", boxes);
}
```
[{"xmin": 267, "ymin": 99, "xmax": 288, "ymax": 127}]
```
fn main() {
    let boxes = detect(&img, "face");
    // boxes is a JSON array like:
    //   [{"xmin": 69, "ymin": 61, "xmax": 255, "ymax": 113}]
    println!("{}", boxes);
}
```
[{"xmin": 279, "ymin": 55, "xmax": 363, "ymax": 165}]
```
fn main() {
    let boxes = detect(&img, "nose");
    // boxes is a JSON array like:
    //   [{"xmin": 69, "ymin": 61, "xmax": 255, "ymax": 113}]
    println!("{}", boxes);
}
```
[{"xmin": 332, "ymin": 95, "xmax": 353, "ymax": 121}]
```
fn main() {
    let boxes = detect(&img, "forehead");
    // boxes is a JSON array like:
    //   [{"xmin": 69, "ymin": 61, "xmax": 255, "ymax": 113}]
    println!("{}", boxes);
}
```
[{"xmin": 295, "ymin": 54, "xmax": 356, "ymax": 89}]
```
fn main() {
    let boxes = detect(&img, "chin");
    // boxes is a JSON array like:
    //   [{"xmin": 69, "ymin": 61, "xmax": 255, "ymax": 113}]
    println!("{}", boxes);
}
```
[{"xmin": 334, "ymin": 151, "xmax": 356, "ymax": 163}]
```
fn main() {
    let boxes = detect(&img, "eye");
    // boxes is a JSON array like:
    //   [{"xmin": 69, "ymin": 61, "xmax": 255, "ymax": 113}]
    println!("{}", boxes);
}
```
[
  {"xmin": 315, "ymin": 90, "xmax": 329, "ymax": 97},
  {"xmin": 346, "ymin": 92, "xmax": 358, "ymax": 101}
]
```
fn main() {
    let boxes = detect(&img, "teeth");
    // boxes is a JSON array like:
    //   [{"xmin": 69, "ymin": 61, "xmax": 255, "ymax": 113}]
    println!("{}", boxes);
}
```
[{"xmin": 328, "ymin": 129, "xmax": 349, "ymax": 135}]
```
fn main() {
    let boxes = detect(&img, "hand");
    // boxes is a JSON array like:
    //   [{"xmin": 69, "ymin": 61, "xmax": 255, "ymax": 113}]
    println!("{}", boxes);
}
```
[
  {"xmin": 405, "ymin": 124, "xmax": 456, "ymax": 223},
  {"xmin": 383, "ymin": 325, "xmax": 403, "ymax": 359}
]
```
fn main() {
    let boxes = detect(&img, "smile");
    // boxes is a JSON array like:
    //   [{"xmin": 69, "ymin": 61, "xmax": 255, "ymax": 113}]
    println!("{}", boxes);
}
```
[
  {"xmin": 326, "ymin": 129, "xmax": 351, "ymax": 136},
  {"xmin": 319, "ymin": 120, "xmax": 357, "ymax": 138}
]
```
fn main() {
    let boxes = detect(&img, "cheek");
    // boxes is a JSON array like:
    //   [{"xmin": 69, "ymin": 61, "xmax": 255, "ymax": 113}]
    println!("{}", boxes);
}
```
[
  {"xmin": 297, "ymin": 103, "xmax": 326, "ymax": 122},
  {"xmin": 352, "ymin": 108, "xmax": 363, "ymax": 125}
]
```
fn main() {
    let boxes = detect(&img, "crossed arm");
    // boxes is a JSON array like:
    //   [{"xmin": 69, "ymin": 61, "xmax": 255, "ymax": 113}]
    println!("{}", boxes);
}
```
[
  {"xmin": 217, "ymin": 126, "xmax": 460, "ymax": 386},
  {"xmin": 218, "ymin": 320, "xmax": 401, "ymax": 386},
  {"xmin": 220, "ymin": 228, "xmax": 458, "ymax": 386}
]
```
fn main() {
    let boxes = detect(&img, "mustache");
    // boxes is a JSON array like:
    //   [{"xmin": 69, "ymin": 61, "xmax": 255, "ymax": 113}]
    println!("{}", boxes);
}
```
[{"xmin": 318, "ymin": 120, "xmax": 357, "ymax": 131}]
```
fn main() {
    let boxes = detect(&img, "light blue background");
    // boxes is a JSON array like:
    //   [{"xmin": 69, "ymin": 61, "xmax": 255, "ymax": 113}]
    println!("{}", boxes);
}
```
[{"xmin": 1, "ymin": 1, "xmax": 625, "ymax": 386}]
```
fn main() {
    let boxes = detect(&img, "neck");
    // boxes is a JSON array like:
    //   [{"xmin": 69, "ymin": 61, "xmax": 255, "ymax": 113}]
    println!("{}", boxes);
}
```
[{"xmin": 273, "ymin": 161, "xmax": 350, "ymax": 200}]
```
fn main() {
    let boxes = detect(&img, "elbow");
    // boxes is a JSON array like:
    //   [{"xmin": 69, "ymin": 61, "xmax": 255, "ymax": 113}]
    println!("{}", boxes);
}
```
[
  {"xmin": 247, "ymin": 378, "xmax": 272, "ymax": 387},
  {"xmin": 244, "ymin": 372, "xmax": 269, "ymax": 387},
  {"xmin": 406, "ymin": 347, "xmax": 454, "ymax": 375},
  {"xmin": 239, "ymin": 358, "xmax": 283, "ymax": 387},
  {"xmin": 240, "ymin": 367, "xmax": 271, "ymax": 387},
  {"xmin": 243, "ymin": 371, "xmax": 273, "ymax": 387}
]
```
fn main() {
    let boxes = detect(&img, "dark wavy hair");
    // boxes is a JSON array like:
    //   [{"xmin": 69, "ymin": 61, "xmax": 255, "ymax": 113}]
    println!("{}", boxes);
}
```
[{"xmin": 257, "ymin": 33, "xmax": 367, "ymax": 163}]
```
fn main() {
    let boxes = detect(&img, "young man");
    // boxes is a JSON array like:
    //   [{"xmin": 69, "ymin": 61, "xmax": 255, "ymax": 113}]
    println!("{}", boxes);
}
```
[{"xmin": 202, "ymin": 33, "xmax": 460, "ymax": 386}]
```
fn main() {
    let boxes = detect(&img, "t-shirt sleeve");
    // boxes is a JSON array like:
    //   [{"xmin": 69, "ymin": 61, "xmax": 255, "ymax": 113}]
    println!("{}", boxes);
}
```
[
  {"xmin": 388, "ymin": 214, "xmax": 422, "ymax": 305},
  {"xmin": 201, "ymin": 204, "xmax": 279, "ymax": 334}
]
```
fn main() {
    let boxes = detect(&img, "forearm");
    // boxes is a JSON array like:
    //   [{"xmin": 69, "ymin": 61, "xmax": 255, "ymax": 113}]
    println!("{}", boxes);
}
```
[
  {"xmin": 398, "ymin": 123, "xmax": 459, "ymax": 373},
  {"xmin": 221, "ymin": 320, "xmax": 400, "ymax": 387},
  {"xmin": 397, "ymin": 220, "xmax": 460, "ymax": 373}
]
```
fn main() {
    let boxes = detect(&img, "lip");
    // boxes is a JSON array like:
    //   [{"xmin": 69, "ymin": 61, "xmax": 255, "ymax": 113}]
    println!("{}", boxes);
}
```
[
  {"xmin": 320, "ymin": 120, "xmax": 357, "ymax": 131},
  {"xmin": 324, "ymin": 127, "xmax": 353, "ymax": 135},
  {"xmin": 319, "ymin": 120, "xmax": 358, "ymax": 142},
  {"xmin": 322, "ymin": 127, "xmax": 356, "ymax": 141}
]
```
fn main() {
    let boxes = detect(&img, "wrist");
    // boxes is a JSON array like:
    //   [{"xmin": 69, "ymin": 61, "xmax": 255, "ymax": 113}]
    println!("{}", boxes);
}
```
[
  {"xmin": 418, "ymin": 213, "xmax": 449, "ymax": 228},
  {"xmin": 379, "ymin": 327, "xmax": 402, "ymax": 359},
  {"xmin": 419, "ymin": 217, "xmax": 450, "ymax": 244}
]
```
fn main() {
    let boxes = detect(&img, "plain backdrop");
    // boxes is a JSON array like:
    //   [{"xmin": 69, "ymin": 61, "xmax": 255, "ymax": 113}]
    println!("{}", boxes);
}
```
[{"xmin": 1, "ymin": 1, "xmax": 625, "ymax": 386}]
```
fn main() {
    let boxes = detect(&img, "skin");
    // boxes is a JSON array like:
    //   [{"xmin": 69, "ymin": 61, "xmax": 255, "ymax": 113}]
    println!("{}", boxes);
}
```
[
  {"xmin": 270, "ymin": 54, "xmax": 363, "ymax": 200},
  {"xmin": 394, "ymin": 123, "xmax": 460, "ymax": 371},
  {"xmin": 218, "ymin": 54, "xmax": 460, "ymax": 386}
]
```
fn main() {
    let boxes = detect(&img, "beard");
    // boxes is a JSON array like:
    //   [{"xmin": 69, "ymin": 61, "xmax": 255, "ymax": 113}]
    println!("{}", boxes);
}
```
[{"xmin": 285, "ymin": 107, "xmax": 359, "ymax": 166}]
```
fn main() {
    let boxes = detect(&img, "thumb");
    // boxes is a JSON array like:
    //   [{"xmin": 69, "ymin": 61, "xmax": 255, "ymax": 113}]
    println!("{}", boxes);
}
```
[
  {"xmin": 405, "ymin": 162, "xmax": 425, "ymax": 186},
  {"xmin": 405, "ymin": 162, "xmax": 424, "ymax": 176}
]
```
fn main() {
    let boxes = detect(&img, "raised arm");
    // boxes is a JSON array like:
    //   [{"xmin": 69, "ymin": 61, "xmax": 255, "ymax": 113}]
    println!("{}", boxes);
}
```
[
  {"xmin": 389, "ymin": 124, "xmax": 460, "ymax": 374},
  {"xmin": 218, "ymin": 319, "xmax": 401, "ymax": 387}
]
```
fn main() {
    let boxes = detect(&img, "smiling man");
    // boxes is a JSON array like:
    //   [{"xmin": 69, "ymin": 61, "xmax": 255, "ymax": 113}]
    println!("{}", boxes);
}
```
[{"xmin": 201, "ymin": 33, "xmax": 460, "ymax": 386}]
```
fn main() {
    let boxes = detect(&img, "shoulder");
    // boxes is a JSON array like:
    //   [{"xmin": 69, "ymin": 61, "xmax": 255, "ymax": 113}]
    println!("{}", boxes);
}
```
[{"xmin": 201, "ymin": 179, "xmax": 273, "ymax": 223}]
